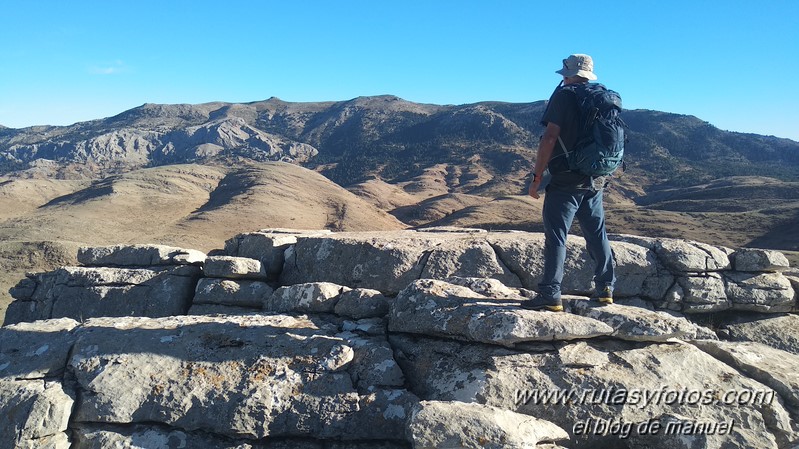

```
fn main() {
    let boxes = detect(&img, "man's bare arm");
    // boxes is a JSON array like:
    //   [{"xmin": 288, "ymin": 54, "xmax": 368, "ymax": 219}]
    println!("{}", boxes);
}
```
[{"xmin": 528, "ymin": 122, "xmax": 561, "ymax": 199}]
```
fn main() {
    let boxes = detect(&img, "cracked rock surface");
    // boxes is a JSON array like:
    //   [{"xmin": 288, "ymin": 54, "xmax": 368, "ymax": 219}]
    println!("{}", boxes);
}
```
[{"xmin": 2, "ymin": 229, "xmax": 798, "ymax": 449}]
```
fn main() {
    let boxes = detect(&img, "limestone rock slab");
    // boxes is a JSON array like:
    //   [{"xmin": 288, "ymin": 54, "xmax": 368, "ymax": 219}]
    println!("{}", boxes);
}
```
[
  {"xmin": 280, "ymin": 233, "xmax": 429, "ymax": 295},
  {"xmin": 654, "ymin": 238, "xmax": 731, "ymax": 273},
  {"xmin": 203, "ymin": 256, "xmax": 266, "ymax": 280},
  {"xmin": 390, "ymin": 335, "xmax": 797, "ymax": 449},
  {"xmin": 78, "ymin": 244, "xmax": 206, "ymax": 267},
  {"xmin": 72, "ymin": 424, "xmax": 327, "ymax": 449},
  {"xmin": 488, "ymin": 234, "xmax": 662, "ymax": 299},
  {"xmin": 336, "ymin": 331, "xmax": 405, "ymax": 389},
  {"xmin": 566, "ymin": 299, "xmax": 703, "ymax": 342},
  {"xmin": 720, "ymin": 313, "xmax": 799, "ymax": 355},
  {"xmin": 266, "ymin": 282, "xmax": 350, "ymax": 313},
  {"xmin": 0, "ymin": 379, "xmax": 73, "ymax": 449},
  {"xmin": 407, "ymin": 400, "xmax": 568, "ymax": 449},
  {"xmin": 789, "ymin": 274, "xmax": 799, "ymax": 312},
  {"xmin": 5, "ymin": 266, "xmax": 201, "ymax": 325},
  {"xmin": 724, "ymin": 272, "xmax": 795, "ymax": 312},
  {"xmin": 609, "ymin": 241, "xmax": 666, "ymax": 299},
  {"xmin": 0, "ymin": 318, "xmax": 79, "ymax": 380},
  {"xmin": 420, "ymin": 239, "xmax": 522, "ymax": 288},
  {"xmin": 445, "ymin": 276, "xmax": 525, "ymax": 298},
  {"xmin": 68, "ymin": 315, "xmax": 414, "ymax": 441},
  {"xmin": 624, "ymin": 412, "xmax": 773, "ymax": 449},
  {"xmin": 223, "ymin": 229, "xmax": 331, "ymax": 280},
  {"xmin": 187, "ymin": 304, "xmax": 258, "ymax": 315},
  {"xmin": 693, "ymin": 340, "xmax": 799, "ymax": 409},
  {"xmin": 732, "ymin": 248, "xmax": 791, "ymax": 272},
  {"xmin": 280, "ymin": 231, "xmax": 529, "ymax": 296},
  {"xmin": 664, "ymin": 274, "xmax": 730, "ymax": 313},
  {"xmin": 342, "ymin": 318, "xmax": 387, "ymax": 336},
  {"xmin": 75, "ymin": 426, "xmax": 412, "ymax": 449},
  {"xmin": 388, "ymin": 279, "xmax": 613, "ymax": 346},
  {"xmin": 488, "ymin": 233, "xmax": 591, "ymax": 294},
  {"xmin": 333, "ymin": 288, "xmax": 390, "ymax": 319},
  {"xmin": 194, "ymin": 278, "xmax": 273, "ymax": 308}
]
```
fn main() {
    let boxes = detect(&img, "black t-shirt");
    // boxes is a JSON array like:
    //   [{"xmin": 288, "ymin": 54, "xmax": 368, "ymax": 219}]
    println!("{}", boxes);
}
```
[{"xmin": 540, "ymin": 86, "xmax": 593, "ymax": 189}]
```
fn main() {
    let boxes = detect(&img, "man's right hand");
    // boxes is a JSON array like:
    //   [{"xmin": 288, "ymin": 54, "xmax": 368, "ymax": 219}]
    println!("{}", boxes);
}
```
[
  {"xmin": 529, "ymin": 122, "xmax": 560, "ymax": 200},
  {"xmin": 528, "ymin": 176, "xmax": 542, "ymax": 199}
]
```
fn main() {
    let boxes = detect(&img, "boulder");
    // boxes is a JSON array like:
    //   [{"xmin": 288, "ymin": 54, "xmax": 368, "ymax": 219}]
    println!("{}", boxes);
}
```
[
  {"xmin": 0, "ymin": 379, "xmax": 74, "ymax": 449},
  {"xmin": 406, "ymin": 400, "xmax": 568, "ymax": 449},
  {"xmin": 388, "ymin": 279, "xmax": 613, "ymax": 347},
  {"xmin": 78, "ymin": 244, "xmax": 206, "ymax": 267},
  {"xmin": 203, "ymin": 256, "xmax": 266, "ymax": 280},
  {"xmin": 266, "ymin": 282, "xmax": 350, "ymax": 313},
  {"xmin": 5, "ymin": 266, "xmax": 201, "ymax": 325},
  {"xmin": 732, "ymin": 248, "xmax": 791, "ymax": 272},
  {"xmin": 194, "ymin": 278, "xmax": 273, "ymax": 308},
  {"xmin": 724, "ymin": 272, "xmax": 795, "ymax": 312}
]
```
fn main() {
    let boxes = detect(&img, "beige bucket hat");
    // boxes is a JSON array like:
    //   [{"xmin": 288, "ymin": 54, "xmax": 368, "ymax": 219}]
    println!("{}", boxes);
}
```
[{"xmin": 556, "ymin": 54, "xmax": 597, "ymax": 80}]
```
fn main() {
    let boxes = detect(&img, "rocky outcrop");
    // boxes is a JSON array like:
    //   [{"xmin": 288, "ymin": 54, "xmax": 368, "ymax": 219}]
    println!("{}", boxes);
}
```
[
  {"xmin": 2, "ymin": 229, "xmax": 798, "ymax": 449},
  {"xmin": 1, "ymin": 114, "xmax": 319, "ymax": 175}
]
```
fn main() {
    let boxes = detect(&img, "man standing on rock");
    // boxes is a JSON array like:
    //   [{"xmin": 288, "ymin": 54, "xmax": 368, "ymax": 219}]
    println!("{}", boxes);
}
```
[{"xmin": 523, "ymin": 54, "xmax": 616, "ymax": 312}]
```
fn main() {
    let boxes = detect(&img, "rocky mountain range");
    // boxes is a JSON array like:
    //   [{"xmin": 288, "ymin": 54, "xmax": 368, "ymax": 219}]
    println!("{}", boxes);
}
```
[
  {"xmin": 2, "ymin": 95, "xmax": 798, "ymax": 185},
  {"xmin": 2, "ymin": 95, "xmax": 798, "ymax": 244}
]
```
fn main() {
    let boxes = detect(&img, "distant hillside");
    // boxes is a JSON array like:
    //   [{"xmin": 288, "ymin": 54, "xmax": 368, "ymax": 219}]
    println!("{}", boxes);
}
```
[
  {"xmin": 0, "ymin": 161, "xmax": 406, "ymax": 321},
  {"xmin": 2, "ymin": 96, "xmax": 797, "ymax": 189},
  {"xmin": 622, "ymin": 110, "xmax": 799, "ymax": 182}
]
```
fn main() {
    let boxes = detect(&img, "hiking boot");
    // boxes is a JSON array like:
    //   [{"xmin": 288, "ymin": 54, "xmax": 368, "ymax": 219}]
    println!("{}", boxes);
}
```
[
  {"xmin": 593, "ymin": 286, "xmax": 614, "ymax": 304},
  {"xmin": 520, "ymin": 296, "xmax": 564, "ymax": 312}
]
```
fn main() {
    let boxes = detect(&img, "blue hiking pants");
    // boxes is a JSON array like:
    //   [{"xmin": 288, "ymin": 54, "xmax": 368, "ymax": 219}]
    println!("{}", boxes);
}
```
[{"xmin": 538, "ymin": 186, "xmax": 616, "ymax": 300}]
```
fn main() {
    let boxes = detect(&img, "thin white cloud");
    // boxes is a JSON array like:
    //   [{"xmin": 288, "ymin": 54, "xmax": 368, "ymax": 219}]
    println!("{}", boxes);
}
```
[{"xmin": 89, "ymin": 60, "xmax": 127, "ymax": 75}]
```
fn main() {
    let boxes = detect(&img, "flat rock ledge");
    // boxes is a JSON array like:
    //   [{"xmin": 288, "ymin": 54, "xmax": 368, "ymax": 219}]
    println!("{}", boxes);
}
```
[{"xmin": 2, "ymin": 229, "xmax": 798, "ymax": 449}]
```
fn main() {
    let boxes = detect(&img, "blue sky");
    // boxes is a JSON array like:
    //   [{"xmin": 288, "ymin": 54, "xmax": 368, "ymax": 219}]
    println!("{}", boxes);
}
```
[{"xmin": 2, "ymin": 0, "xmax": 798, "ymax": 140}]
